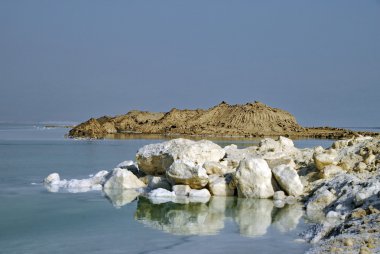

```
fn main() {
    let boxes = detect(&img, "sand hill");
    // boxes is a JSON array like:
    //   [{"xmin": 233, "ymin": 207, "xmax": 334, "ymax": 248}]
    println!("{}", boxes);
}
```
[{"xmin": 68, "ymin": 101, "xmax": 376, "ymax": 139}]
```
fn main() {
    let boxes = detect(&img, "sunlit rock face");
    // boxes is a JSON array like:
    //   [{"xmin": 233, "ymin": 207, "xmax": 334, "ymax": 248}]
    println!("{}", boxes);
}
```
[
  {"xmin": 136, "ymin": 139, "xmax": 225, "ymax": 175},
  {"xmin": 166, "ymin": 160, "xmax": 209, "ymax": 189},
  {"xmin": 234, "ymin": 158, "xmax": 274, "ymax": 198},
  {"xmin": 135, "ymin": 197, "xmax": 225, "ymax": 235},
  {"xmin": 103, "ymin": 168, "xmax": 146, "ymax": 190}
]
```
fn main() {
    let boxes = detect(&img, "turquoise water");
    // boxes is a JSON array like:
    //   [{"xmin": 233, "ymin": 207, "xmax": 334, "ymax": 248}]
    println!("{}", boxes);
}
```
[{"xmin": 0, "ymin": 123, "xmax": 344, "ymax": 253}]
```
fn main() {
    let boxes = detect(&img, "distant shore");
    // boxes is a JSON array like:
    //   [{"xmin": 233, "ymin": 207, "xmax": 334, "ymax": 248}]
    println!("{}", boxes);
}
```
[{"xmin": 67, "ymin": 101, "xmax": 380, "ymax": 140}]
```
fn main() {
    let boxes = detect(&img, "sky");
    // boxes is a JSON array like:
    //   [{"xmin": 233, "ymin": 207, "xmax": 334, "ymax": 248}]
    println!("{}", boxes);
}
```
[{"xmin": 0, "ymin": 0, "xmax": 379, "ymax": 127}]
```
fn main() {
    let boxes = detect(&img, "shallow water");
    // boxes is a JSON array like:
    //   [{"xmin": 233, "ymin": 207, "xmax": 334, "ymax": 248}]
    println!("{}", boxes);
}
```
[{"xmin": 0, "ymin": 123, "xmax": 362, "ymax": 253}]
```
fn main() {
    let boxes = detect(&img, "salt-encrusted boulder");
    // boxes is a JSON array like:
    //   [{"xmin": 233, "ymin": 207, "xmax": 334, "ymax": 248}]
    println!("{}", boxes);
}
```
[
  {"xmin": 166, "ymin": 160, "xmax": 209, "ymax": 189},
  {"xmin": 258, "ymin": 136, "xmax": 296, "ymax": 153},
  {"xmin": 233, "ymin": 158, "xmax": 274, "ymax": 198},
  {"xmin": 136, "ymin": 139, "xmax": 225, "ymax": 175},
  {"xmin": 172, "ymin": 185, "xmax": 191, "ymax": 196},
  {"xmin": 44, "ymin": 170, "xmax": 109, "ymax": 193},
  {"xmin": 66, "ymin": 179, "xmax": 96, "ymax": 191},
  {"xmin": 148, "ymin": 188, "xmax": 175, "ymax": 198},
  {"xmin": 203, "ymin": 161, "xmax": 233, "ymax": 176},
  {"xmin": 265, "ymin": 156, "xmax": 296, "ymax": 170},
  {"xmin": 207, "ymin": 175, "xmax": 235, "ymax": 196},
  {"xmin": 306, "ymin": 188, "xmax": 336, "ymax": 212},
  {"xmin": 272, "ymin": 164, "xmax": 303, "ymax": 196},
  {"xmin": 140, "ymin": 175, "xmax": 171, "ymax": 191},
  {"xmin": 313, "ymin": 149, "xmax": 338, "ymax": 171},
  {"xmin": 116, "ymin": 160, "xmax": 144, "ymax": 177},
  {"xmin": 354, "ymin": 182, "xmax": 380, "ymax": 206},
  {"xmin": 222, "ymin": 144, "xmax": 259, "ymax": 169},
  {"xmin": 189, "ymin": 188, "xmax": 211, "ymax": 198},
  {"xmin": 147, "ymin": 188, "xmax": 176, "ymax": 204},
  {"xmin": 320, "ymin": 165, "xmax": 345, "ymax": 179},
  {"xmin": 103, "ymin": 168, "xmax": 146, "ymax": 190},
  {"xmin": 44, "ymin": 173, "xmax": 61, "ymax": 185}
]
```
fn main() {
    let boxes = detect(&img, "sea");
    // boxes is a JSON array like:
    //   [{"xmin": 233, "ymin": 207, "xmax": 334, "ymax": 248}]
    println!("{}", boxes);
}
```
[{"xmin": 0, "ymin": 123, "xmax": 378, "ymax": 254}]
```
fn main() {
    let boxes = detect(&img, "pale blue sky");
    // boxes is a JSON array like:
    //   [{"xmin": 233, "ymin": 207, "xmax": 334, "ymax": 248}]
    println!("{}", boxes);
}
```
[{"xmin": 1, "ymin": 0, "xmax": 379, "ymax": 126}]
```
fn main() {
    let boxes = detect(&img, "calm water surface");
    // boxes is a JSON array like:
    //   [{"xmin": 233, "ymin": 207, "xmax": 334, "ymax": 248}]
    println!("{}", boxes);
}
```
[{"xmin": 0, "ymin": 123, "xmax": 353, "ymax": 253}]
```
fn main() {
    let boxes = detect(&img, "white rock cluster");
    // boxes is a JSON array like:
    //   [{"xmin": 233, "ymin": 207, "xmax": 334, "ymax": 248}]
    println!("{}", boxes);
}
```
[
  {"xmin": 44, "ymin": 136, "xmax": 379, "ymax": 214},
  {"xmin": 44, "ymin": 137, "xmax": 308, "ymax": 204}
]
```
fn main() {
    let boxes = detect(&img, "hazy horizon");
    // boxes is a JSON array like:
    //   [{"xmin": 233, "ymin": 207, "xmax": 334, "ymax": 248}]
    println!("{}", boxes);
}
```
[{"xmin": 1, "ymin": 1, "xmax": 379, "ymax": 127}]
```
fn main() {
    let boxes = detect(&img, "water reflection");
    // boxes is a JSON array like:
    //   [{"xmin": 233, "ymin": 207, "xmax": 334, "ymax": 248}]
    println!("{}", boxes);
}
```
[
  {"xmin": 133, "ymin": 196, "xmax": 305, "ymax": 237},
  {"xmin": 103, "ymin": 188, "xmax": 140, "ymax": 208}
]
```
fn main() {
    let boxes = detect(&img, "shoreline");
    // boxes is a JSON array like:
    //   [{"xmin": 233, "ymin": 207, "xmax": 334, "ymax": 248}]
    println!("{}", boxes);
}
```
[{"xmin": 44, "ymin": 135, "xmax": 380, "ymax": 253}]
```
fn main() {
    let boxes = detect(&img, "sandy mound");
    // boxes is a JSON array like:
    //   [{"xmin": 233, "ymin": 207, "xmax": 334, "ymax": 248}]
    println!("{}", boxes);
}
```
[{"xmin": 68, "ymin": 101, "xmax": 377, "ymax": 139}]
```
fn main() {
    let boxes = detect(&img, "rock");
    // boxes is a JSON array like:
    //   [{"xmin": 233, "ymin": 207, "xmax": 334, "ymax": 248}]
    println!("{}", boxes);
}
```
[
  {"xmin": 148, "ymin": 188, "xmax": 175, "ymax": 198},
  {"xmin": 343, "ymin": 238, "xmax": 354, "ymax": 247},
  {"xmin": 306, "ymin": 188, "xmax": 336, "ymax": 212},
  {"xmin": 234, "ymin": 158, "xmax": 274, "ymax": 198},
  {"xmin": 273, "ymin": 191, "xmax": 286, "ymax": 200},
  {"xmin": 313, "ymin": 149, "xmax": 338, "ymax": 171},
  {"xmin": 354, "ymin": 182, "xmax": 380, "ymax": 206},
  {"xmin": 136, "ymin": 139, "xmax": 225, "ymax": 175},
  {"xmin": 279, "ymin": 136, "xmax": 295, "ymax": 149},
  {"xmin": 203, "ymin": 161, "xmax": 233, "ymax": 176},
  {"xmin": 272, "ymin": 164, "xmax": 303, "ymax": 196},
  {"xmin": 351, "ymin": 208, "xmax": 367, "ymax": 219},
  {"xmin": 91, "ymin": 170, "xmax": 109, "ymax": 185},
  {"xmin": 188, "ymin": 189, "xmax": 211, "ymax": 203},
  {"xmin": 144, "ymin": 175, "xmax": 171, "ymax": 191},
  {"xmin": 258, "ymin": 138, "xmax": 282, "ymax": 152},
  {"xmin": 222, "ymin": 144, "xmax": 257, "ymax": 168},
  {"xmin": 147, "ymin": 188, "xmax": 176, "ymax": 204},
  {"xmin": 364, "ymin": 153, "xmax": 376, "ymax": 165},
  {"xmin": 326, "ymin": 211, "xmax": 340, "ymax": 220},
  {"xmin": 116, "ymin": 160, "xmax": 144, "ymax": 177},
  {"xmin": 356, "ymin": 161, "xmax": 367, "ymax": 172},
  {"xmin": 66, "ymin": 179, "xmax": 96, "ymax": 192},
  {"xmin": 166, "ymin": 160, "xmax": 209, "ymax": 189},
  {"xmin": 44, "ymin": 173, "xmax": 60, "ymax": 185},
  {"xmin": 266, "ymin": 156, "xmax": 296, "ymax": 170},
  {"xmin": 320, "ymin": 165, "xmax": 345, "ymax": 179},
  {"xmin": 172, "ymin": 185, "xmax": 191, "ymax": 196},
  {"xmin": 189, "ymin": 189, "xmax": 211, "ymax": 198},
  {"xmin": 207, "ymin": 175, "xmax": 235, "ymax": 196},
  {"xmin": 103, "ymin": 168, "xmax": 146, "ymax": 190},
  {"xmin": 44, "ymin": 170, "xmax": 109, "ymax": 193}
]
